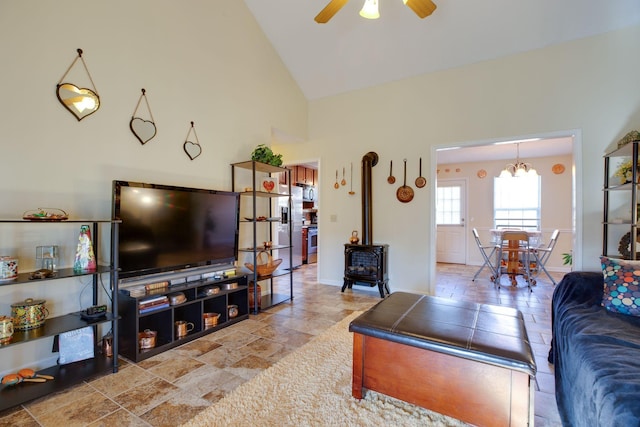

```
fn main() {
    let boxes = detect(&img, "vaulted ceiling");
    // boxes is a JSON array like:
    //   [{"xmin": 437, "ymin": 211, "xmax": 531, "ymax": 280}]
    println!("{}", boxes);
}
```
[{"xmin": 244, "ymin": 0, "xmax": 640, "ymax": 100}]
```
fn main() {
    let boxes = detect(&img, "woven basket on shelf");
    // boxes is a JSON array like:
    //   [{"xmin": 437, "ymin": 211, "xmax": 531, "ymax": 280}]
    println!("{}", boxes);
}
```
[{"xmin": 245, "ymin": 251, "xmax": 283, "ymax": 276}]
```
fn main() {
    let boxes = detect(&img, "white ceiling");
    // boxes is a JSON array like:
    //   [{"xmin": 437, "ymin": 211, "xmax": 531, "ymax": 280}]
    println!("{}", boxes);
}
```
[
  {"xmin": 244, "ymin": 0, "xmax": 640, "ymax": 101},
  {"xmin": 436, "ymin": 136, "xmax": 573, "ymax": 164}
]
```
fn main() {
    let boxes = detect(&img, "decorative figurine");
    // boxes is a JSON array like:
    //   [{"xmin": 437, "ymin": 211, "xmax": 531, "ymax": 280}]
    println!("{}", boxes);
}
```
[{"xmin": 74, "ymin": 225, "xmax": 96, "ymax": 272}]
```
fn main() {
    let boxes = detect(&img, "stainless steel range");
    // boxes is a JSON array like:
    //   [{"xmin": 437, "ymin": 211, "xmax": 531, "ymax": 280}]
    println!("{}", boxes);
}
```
[{"xmin": 307, "ymin": 226, "xmax": 317, "ymax": 263}]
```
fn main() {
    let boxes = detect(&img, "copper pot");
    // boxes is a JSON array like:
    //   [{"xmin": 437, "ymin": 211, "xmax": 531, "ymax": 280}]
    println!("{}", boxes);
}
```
[
  {"xmin": 139, "ymin": 329, "xmax": 157, "ymax": 349},
  {"xmin": 203, "ymin": 312, "xmax": 220, "ymax": 329}
]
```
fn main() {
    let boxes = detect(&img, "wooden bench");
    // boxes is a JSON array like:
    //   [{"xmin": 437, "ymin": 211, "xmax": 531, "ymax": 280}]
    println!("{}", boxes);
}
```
[{"xmin": 349, "ymin": 292, "xmax": 536, "ymax": 426}]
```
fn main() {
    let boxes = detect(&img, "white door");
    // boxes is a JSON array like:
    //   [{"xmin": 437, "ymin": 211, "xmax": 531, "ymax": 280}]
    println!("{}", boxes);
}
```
[{"xmin": 436, "ymin": 179, "xmax": 466, "ymax": 264}]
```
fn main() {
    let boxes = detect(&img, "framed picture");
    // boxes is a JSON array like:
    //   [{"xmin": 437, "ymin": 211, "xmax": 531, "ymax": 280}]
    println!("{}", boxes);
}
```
[{"xmin": 261, "ymin": 177, "xmax": 277, "ymax": 193}]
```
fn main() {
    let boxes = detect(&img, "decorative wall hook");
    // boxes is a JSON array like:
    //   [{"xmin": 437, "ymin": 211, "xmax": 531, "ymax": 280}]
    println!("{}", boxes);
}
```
[
  {"xmin": 56, "ymin": 48, "xmax": 100, "ymax": 121},
  {"xmin": 130, "ymin": 88, "xmax": 157, "ymax": 145},
  {"xmin": 183, "ymin": 121, "xmax": 202, "ymax": 160}
]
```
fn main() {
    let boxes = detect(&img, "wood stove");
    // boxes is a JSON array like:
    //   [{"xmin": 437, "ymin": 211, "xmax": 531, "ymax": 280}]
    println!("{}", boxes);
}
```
[
  {"xmin": 342, "ymin": 151, "xmax": 390, "ymax": 298},
  {"xmin": 343, "ymin": 244, "xmax": 389, "ymax": 298}
]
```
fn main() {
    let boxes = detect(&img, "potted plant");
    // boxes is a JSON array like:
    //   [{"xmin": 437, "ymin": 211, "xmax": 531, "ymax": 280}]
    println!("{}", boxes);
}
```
[{"xmin": 251, "ymin": 144, "xmax": 283, "ymax": 167}]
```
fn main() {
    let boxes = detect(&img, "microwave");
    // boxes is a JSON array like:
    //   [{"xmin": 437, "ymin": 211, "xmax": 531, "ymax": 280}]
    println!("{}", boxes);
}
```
[{"xmin": 301, "ymin": 185, "xmax": 316, "ymax": 202}]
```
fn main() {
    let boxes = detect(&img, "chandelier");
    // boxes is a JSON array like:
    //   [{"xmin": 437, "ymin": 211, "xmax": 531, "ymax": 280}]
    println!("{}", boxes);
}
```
[{"xmin": 499, "ymin": 143, "xmax": 538, "ymax": 178}]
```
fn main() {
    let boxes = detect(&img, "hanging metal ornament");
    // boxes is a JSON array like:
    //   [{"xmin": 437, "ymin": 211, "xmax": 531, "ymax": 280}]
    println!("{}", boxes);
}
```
[
  {"xmin": 183, "ymin": 121, "xmax": 202, "ymax": 160},
  {"xmin": 130, "ymin": 88, "xmax": 157, "ymax": 145},
  {"xmin": 56, "ymin": 48, "xmax": 100, "ymax": 121}
]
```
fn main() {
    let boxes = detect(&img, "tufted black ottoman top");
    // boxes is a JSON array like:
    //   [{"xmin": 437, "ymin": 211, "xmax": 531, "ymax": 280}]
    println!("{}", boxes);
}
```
[{"xmin": 349, "ymin": 292, "xmax": 536, "ymax": 376}]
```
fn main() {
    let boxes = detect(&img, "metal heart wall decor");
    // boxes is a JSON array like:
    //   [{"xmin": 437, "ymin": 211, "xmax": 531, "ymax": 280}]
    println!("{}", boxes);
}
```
[
  {"xmin": 56, "ymin": 49, "xmax": 100, "ymax": 121},
  {"xmin": 183, "ymin": 141, "xmax": 202, "ymax": 160},
  {"xmin": 130, "ymin": 89, "xmax": 157, "ymax": 145},
  {"xmin": 183, "ymin": 121, "xmax": 202, "ymax": 160},
  {"xmin": 56, "ymin": 83, "xmax": 100, "ymax": 121},
  {"xmin": 130, "ymin": 118, "xmax": 157, "ymax": 145}
]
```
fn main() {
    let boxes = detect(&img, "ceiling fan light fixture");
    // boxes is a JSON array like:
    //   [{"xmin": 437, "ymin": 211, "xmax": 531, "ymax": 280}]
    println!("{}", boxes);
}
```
[{"xmin": 359, "ymin": 0, "xmax": 380, "ymax": 19}]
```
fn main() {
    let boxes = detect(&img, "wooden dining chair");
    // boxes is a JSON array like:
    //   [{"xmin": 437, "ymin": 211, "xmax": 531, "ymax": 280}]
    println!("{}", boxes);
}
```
[{"xmin": 496, "ymin": 230, "xmax": 534, "ymax": 291}]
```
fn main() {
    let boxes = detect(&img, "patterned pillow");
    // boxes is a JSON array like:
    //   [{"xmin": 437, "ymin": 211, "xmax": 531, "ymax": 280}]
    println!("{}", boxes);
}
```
[{"xmin": 600, "ymin": 256, "xmax": 640, "ymax": 316}]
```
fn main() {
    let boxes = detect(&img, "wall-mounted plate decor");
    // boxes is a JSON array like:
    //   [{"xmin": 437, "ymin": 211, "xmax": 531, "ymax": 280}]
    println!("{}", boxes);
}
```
[
  {"xmin": 56, "ymin": 49, "xmax": 100, "ymax": 121},
  {"xmin": 183, "ymin": 121, "xmax": 202, "ymax": 160},
  {"xmin": 130, "ymin": 88, "xmax": 157, "ymax": 145},
  {"xmin": 477, "ymin": 169, "xmax": 487, "ymax": 179},
  {"xmin": 552, "ymin": 163, "xmax": 565, "ymax": 174}
]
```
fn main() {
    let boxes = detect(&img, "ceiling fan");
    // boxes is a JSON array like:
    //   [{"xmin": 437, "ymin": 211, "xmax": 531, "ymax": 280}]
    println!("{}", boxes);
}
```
[{"xmin": 315, "ymin": 0, "xmax": 436, "ymax": 24}]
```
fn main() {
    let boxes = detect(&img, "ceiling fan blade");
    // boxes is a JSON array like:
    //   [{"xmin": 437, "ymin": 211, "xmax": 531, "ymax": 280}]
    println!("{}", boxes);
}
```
[
  {"xmin": 314, "ymin": 0, "xmax": 349, "ymax": 23},
  {"xmin": 405, "ymin": 0, "xmax": 437, "ymax": 19}
]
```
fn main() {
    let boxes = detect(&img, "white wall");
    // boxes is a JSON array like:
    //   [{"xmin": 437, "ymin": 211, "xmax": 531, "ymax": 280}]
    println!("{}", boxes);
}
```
[
  {"xmin": 275, "ymin": 24, "xmax": 640, "ymax": 294},
  {"xmin": 0, "ymin": 0, "xmax": 306, "ymax": 374}
]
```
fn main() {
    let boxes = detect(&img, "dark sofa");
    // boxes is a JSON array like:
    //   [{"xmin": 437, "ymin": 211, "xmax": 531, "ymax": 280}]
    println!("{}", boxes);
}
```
[{"xmin": 549, "ymin": 271, "xmax": 640, "ymax": 427}]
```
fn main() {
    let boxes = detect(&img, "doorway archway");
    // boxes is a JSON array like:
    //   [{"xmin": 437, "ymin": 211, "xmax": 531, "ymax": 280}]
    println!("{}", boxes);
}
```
[{"xmin": 429, "ymin": 130, "xmax": 582, "ymax": 288}]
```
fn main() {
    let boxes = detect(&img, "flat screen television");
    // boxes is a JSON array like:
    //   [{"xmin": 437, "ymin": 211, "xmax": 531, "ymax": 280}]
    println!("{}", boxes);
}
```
[{"xmin": 112, "ymin": 180, "xmax": 240, "ymax": 279}]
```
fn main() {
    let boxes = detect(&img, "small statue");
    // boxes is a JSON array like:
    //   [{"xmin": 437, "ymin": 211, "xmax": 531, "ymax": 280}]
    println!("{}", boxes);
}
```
[
  {"xmin": 74, "ymin": 225, "xmax": 96, "ymax": 272},
  {"xmin": 349, "ymin": 230, "xmax": 360, "ymax": 244}
]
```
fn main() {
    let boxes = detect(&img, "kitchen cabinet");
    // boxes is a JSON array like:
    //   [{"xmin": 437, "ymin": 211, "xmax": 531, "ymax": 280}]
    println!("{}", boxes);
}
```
[
  {"xmin": 296, "ymin": 166, "xmax": 316, "ymax": 186},
  {"xmin": 231, "ymin": 160, "xmax": 294, "ymax": 313},
  {"xmin": 0, "ymin": 219, "xmax": 120, "ymax": 412},
  {"xmin": 296, "ymin": 166, "xmax": 307, "ymax": 185},
  {"xmin": 278, "ymin": 165, "xmax": 317, "ymax": 187},
  {"xmin": 603, "ymin": 141, "xmax": 639, "ymax": 259},
  {"xmin": 307, "ymin": 168, "xmax": 317, "ymax": 186}
]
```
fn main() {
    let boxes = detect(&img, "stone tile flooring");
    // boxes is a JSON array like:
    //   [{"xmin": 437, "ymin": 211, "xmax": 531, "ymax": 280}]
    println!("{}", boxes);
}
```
[{"xmin": 0, "ymin": 263, "xmax": 563, "ymax": 426}]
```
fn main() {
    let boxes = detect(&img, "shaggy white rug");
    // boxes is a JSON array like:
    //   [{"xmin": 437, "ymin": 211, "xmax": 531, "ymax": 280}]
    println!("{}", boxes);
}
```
[{"xmin": 182, "ymin": 311, "xmax": 468, "ymax": 427}]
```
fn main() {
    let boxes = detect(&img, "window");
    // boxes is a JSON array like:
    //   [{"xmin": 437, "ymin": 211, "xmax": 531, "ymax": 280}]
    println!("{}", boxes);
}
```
[
  {"xmin": 436, "ymin": 184, "xmax": 462, "ymax": 225},
  {"xmin": 493, "ymin": 175, "xmax": 541, "ymax": 230}
]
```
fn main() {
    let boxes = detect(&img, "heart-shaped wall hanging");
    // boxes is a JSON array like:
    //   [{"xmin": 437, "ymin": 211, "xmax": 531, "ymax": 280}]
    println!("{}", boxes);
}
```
[
  {"xmin": 184, "ymin": 141, "xmax": 202, "ymax": 160},
  {"xmin": 183, "ymin": 121, "xmax": 202, "ymax": 160},
  {"xmin": 130, "ymin": 117, "xmax": 157, "ymax": 145},
  {"xmin": 56, "ymin": 83, "xmax": 100, "ymax": 121},
  {"xmin": 55, "ymin": 49, "xmax": 100, "ymax": 121},
  {"xmin": 130, "ymin": 89, "xmax": 157, "ymax": 145}
]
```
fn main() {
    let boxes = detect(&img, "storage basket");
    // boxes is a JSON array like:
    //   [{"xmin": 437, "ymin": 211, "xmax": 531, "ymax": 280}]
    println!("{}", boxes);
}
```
[{"xmin": 245, "ymin": 251, "xmax": 282, "ymax": 276}]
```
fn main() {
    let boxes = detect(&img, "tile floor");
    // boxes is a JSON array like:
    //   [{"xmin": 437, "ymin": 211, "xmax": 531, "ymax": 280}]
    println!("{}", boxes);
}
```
[{"xmin": 0, "ymin": 263, "xmax": 563, "ymax": 426}]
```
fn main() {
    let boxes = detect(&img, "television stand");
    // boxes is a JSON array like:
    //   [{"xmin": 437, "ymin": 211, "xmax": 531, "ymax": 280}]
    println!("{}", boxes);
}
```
[{"xmin": 118, "ymin": 273, "xmax": 248, "ymax": 362}]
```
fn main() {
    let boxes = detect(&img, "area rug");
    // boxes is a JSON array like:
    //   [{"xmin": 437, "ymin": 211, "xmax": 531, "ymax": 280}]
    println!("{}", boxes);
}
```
[{"xmin": 182, "ymin": 311, "xmax": 468, "ymax": 427}]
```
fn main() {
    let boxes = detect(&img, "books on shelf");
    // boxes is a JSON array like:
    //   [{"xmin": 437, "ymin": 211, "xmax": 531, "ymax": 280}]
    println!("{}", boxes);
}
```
[
  {"xmin": 138, "ymin": 295, "xmax": 169, "ymax": 314},
  {"xmin": 121, "ymin": 281, "xmax": 169, "ymax": 298},
  {"xmin": 145, "ymin": 281, "xmax": 169, "ymax": 292},
  {"xmin": 139, "ymin": 302, "xmax": 170, "ymax": 314},
  {"xmin": 139, "ymin": 295, "xmax": 168, "ymax": 306}
]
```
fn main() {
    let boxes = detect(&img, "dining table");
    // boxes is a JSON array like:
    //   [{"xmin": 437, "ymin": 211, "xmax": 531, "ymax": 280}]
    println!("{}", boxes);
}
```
[{"xmin": 489, "ymin": 229, "xmax": 543, "ymax": 286}]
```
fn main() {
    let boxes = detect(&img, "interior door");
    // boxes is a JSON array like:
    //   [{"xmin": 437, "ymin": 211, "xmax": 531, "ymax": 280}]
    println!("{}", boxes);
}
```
[{"xmin": 436, "ymin": 179, "xmax": 467, "ymax": 264}]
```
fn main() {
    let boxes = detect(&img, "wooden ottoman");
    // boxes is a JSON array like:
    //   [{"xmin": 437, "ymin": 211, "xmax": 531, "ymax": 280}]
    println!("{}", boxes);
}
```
[{"xmin": 349, "ymin": 292, "xmax": 536, "ymax": 427}]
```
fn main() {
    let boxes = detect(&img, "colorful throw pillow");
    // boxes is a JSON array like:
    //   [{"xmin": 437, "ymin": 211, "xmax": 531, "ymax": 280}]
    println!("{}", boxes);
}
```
[{"xmin": 600, "ymin": 256, "xmax": 640, "ymax": 316}]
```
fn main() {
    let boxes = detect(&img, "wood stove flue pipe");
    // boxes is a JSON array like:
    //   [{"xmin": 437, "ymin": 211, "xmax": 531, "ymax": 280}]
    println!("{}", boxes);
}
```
[{"xmin": 361, "ymin": 152, "xmax": 378, "ymax": 246}]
